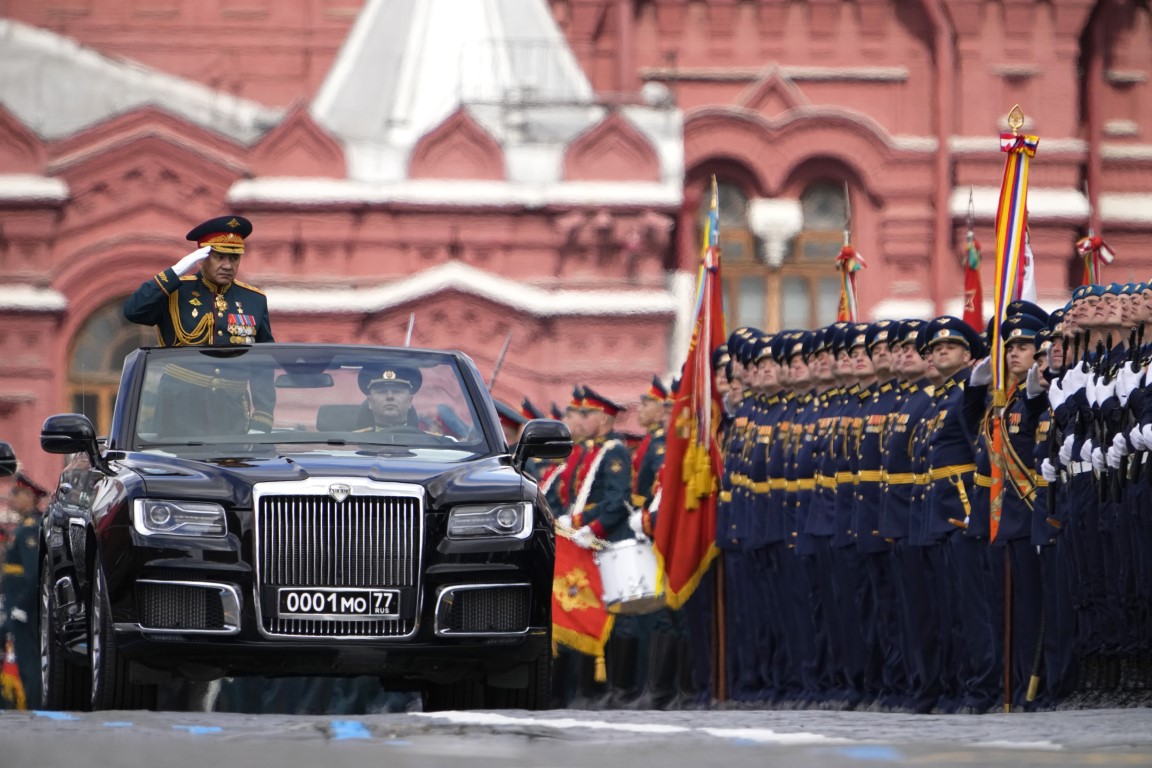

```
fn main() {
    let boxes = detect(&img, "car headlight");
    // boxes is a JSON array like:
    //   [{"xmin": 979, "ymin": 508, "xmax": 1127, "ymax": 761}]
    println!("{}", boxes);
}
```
[
  {"xmin": 447, "ymin": 502, "xmax": 532, "ymax": 539},
  {"xmin": 133, "ymin": 499, "xmax": 227, "ymax": 537}
]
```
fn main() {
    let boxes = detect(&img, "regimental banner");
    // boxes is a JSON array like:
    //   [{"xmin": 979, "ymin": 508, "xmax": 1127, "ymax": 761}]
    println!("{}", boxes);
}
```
[
  {"xmin": 653, "ymin": 176, "xmax": 727, "ymax": 609},
  {"xmin": 991, "ymin": 105, "xmax": 1039, "ymax": 401},
  {"xmin": 552, "ymin": 529, "xmax": 613, "ymax": 680}
]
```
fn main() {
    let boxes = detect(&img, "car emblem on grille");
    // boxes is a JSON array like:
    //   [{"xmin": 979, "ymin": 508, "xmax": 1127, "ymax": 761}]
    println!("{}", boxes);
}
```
[{"xmin": 328, "ymin": 484, "xmax": 351, "ymax": 503}]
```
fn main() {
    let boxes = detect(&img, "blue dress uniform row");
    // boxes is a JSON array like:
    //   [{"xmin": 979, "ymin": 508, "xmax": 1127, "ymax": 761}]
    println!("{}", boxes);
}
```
[{"xmin": 699, "ymin": 289, "xmax": 1152, "ymax": 713}]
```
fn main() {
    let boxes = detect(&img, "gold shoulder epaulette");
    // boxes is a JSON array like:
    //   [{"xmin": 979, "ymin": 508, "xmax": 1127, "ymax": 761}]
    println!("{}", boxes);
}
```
[{"xmin": 233, "ymin": 280, "xmax": 267, "ymax": 296}]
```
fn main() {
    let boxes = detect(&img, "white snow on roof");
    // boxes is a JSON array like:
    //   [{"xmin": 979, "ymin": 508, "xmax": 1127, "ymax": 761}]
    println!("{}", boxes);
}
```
[
  {"xmin": 1100, "ymin": 193, "xmax": 1152, "ymax": 225},
  {"xmin": 312, "ymin": 0, "xmax": 591, "ymax": 147},
  {"xmin": 310, "ymin": 0, "xmax": 681, "ymax": 189},
  {"xmin": 0, "ymin": 285, "xmax": 67, "ymax": 311},
  {"xmin": 0, "ymin": 19, "xmax": 281, "ymax": 142},
  {"xmin": 266, "ymin": 261, "xmax": 678, "ymax": 317},
  {"xmin": 229, "ymin": 177, "xmax": 681, "ymax": 208},
  {"xmin": 950, "ymin": 186, "xmax": 1089, "ymax": 223},
  {"xmin": 0, "ymin": 175, "xmax": 68, "ymax": 201}
]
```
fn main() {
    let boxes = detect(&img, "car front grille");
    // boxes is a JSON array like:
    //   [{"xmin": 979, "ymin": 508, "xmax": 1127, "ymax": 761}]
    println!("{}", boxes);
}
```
[
  {"xmin": 137, "ymin": 583, "xmax": 226, "ymax": 631},
  {"xmin": 256, "ymin": 492, "xmax": 421, "ymax": 638},
  {"xmin": 438, "ymin": 585, "xmax": 531, "ymax": 635}
]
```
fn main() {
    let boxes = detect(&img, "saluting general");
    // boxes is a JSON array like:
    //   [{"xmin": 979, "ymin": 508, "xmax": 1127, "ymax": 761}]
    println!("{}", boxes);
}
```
[{"xmin": 123, "ymin": 215, "xmax": 276, "ymax": 434}]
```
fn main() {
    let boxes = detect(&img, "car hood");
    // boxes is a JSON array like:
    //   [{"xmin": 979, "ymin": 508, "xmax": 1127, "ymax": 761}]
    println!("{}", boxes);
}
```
[{"xmin": 118, "ymin": 452, "xmax": 527, "ymax": 509}]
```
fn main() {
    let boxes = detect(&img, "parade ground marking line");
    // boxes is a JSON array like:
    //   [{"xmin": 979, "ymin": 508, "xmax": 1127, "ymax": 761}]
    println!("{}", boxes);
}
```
[
  {"xmin": 173, "ymin": 725, "xmax": 223, "ymax": 735},
  {"xmin": 102, "ymin": 722, "xmax": 134, "ymax": 728},
  {"xmin": 330, "ymin": 720, "xmax": 373, "ymax": 740},
  {"xmin": 33, "ymin": 711, "xmax": 79, "ymax": 721},
  {"xmin": 412, "ymin": 712, "xmax": 688, "ymax": 735},
  {"xmin": 413, "ymin": 712, "xmax": 844, "ymax": 741}
]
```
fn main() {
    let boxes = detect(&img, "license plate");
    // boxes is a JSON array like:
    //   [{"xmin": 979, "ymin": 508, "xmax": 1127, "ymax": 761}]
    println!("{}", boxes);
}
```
[{"xmin": 277, "ymin": 588, "xmax": 399, "ymax": 619}]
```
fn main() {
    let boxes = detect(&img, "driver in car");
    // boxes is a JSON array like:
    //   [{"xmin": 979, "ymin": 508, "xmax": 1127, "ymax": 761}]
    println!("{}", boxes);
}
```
[{"xmin": 357, "ymin": 366, "xmax": 428, "ymax": 435}]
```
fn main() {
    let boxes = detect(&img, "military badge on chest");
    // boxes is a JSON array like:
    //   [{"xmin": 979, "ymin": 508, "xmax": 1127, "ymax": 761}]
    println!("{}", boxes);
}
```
[{"xmin": 227, "ymin": 313, "xmax": 257, "ymax": 344}]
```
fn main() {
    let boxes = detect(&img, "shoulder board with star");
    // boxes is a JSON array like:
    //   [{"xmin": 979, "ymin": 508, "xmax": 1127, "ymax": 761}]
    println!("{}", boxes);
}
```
[{"xmin": 233, "ymin": 280, "xmax": 266, "ymax": 296}]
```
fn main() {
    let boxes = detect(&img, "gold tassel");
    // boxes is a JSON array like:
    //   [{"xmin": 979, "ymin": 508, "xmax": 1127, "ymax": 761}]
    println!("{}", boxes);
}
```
[
  {"xmin": 1026, "ymin": 674, "xmax": 1040, "ymax": 702},
  {"xmin": 594, "ymin": 655, "xmax": 607, "ymax": 683}
]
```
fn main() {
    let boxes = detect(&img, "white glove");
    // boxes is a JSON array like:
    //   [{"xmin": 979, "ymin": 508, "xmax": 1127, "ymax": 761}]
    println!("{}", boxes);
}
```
[
  {"xmin": 1059, "ymin": 434, "xmax": 1076, "ymax": 465},
  {"xmin": 970, "ymin": 357, "xmax": 993, "ymax": 387},
  {"xmin": 1093, "ymin": 376, "xmax": 1115, "ymax": 407},
  {"xmin": 556, "ymin": 514, "xmax": 573, "ymax": 530},
  {"xmin": 1049, "ymin": 376, "xmax": 1069, "ymax": 411},
  {"xmin": 1112, "ymin": 431, "xmax": 1130, "ymax": 456},
  {"xmin": 171, "ymin": 245, "xmax": 212, "ymax": 276},
  {"xmin": 572, "ymin": 525, "xmax": 597, "ymax": 549},
  {"xmin": 1130, "ymin": 425, "xmax": 1148, "ymax": 452},
  {"xmin": 1091, "ymin": 446, "xmax": 1105, "ymax": 474},
  {"xmin": 1115, "ymin": 362, "xmax": 1144, "ymax": 406},
  {"xmin": 1025, "ymin": 363, "xmax": 1046, "ymax": 398},
  {"xmin": 9, "ymin": 607, "xmax": 27, "ymax": 623},
  {"xmin": 1106, "ymin": 445, "xmax": 1124, "ymax": 469},
  {"xmin": 628, "ymin": 509, "xmax": 645, "ymax": 537},
  {"xmin": 1143, "ymin": 424, "xmax": 1152, "ymax": 452},
  {"xmin": 1062, "ymin": 362, "xmax": 1088, "ymax": 394},
  {"xmin": 1041, "ymin": 458, "xmax": 1058, "ymax": 483},
  {"xmin": 1081, "ymin": 439, "xmax": 1095, "ymax": 463}
]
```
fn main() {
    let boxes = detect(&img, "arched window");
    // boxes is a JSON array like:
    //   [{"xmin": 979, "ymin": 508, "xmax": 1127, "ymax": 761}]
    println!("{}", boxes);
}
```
[
  {"xmin": 703, "ymin": 178, "xmax": 845, "ymax": 332},
  {"xmin": 68, "ymin": 299, "xmax": 155, "ymax": 434}
]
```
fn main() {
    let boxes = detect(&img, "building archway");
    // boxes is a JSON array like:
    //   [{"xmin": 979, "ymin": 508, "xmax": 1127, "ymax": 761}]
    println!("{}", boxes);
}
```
[{"xmin": 68, "ymin": 299, "xmax": 155, "ymax": 435}]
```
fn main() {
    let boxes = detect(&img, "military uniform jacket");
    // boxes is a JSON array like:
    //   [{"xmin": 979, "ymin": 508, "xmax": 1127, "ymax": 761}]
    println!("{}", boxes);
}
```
[
  {"xmin": 1, "ymin": 515, "xmax": 40, "ymax": 629},
  {"xmin": 853, "ymin": 381, "xmax": 900, "ymax": 554},
  {"xmin": 570, "ymin": 433, "xmax": 633, "ymax": 543},
  {"xmin": 1031, "ymin": 409, "xmax": 1058, "ymax": 547},
  {"xmin": 879, "ymin": 380, "xmax": 934, "ymax": 541},
  {"xmin": 125, "ymin": 268, "xmax": 273, "ymax": 347},
  {"xmin": 807, "ymin": 387, "xmax": 845, "ymax": 538},
  {"xmin": 923, "ymin": 368, "xmax": 977, "ymax": 541},
  {"xmin": 833, "ymin": 385, "xmax": 864, "ymax": 548},
  {"xmin": 717, "ymin": 392, "xmax": 754, "ymax": 551},
  {"xmin": 789, "ymin": 392, "xmax": 821, "ymax": 555},
  {"xmin": 632, "ymin": 425, "xmax": 666, "ymax": 510},
  {"xmin": 759, "ymin": 392, "xmax": 791, "ymax": 547}
]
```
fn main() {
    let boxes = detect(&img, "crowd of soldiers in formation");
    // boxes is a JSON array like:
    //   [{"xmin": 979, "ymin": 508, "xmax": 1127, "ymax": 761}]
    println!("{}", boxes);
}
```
[{"xmin": 539, "ymin": 280, "xmax": 1152, "ymax": 714}]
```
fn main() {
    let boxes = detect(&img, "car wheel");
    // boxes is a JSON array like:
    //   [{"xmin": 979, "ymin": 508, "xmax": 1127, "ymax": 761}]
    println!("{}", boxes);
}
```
[
  {"xmin": 89, "ymin": 566, "xmax": 156, "ymax": 711},
  {"xmin": 484, "ymin": 649, "xmax": 553, "ymax": 711},
  {"xmin": 39, "ymin": 558, "xmax": 88, "ymax": 711},
  {"xmin": 421, "ymin": 677, "xmax": 485, "ymax": 712}
]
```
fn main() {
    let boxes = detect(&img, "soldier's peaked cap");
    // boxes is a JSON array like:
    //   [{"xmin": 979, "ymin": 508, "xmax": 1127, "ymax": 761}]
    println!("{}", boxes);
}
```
[
  {"xmin": 186, "ymin": 215, "xmax": 252, "ymax": 255},
  {"xmin": 926, "ymin": 315, "xmax": 984, "ymax": 358},
  {"xmin": 1006, "ymin": 300, "xmax": 1050, "ymax": 325},
  {"xmin": 360, "ymin": 365, "xmax": 422, "ymax": 394},
  {"xmin": 581, "ymin": 386, "xmax": 625, "ymax": 416}
]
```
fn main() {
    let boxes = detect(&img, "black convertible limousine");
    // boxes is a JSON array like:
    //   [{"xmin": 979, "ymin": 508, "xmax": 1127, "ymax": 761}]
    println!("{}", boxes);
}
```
[{"xmin": 37, "ymin": 344, "xmax": 570, "ymax": 711}]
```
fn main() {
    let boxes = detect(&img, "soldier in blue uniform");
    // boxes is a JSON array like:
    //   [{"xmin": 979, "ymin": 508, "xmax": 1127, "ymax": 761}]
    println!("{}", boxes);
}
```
[
  {"xmin": 123, "ymin": 215, "xmax": 276, "ymax": 435},
  {"xmin": 1, "ymin": 472, "xmax": 48, "ymax": 709},
  {"xmin": 967, "ymin": 310, "xmax": 1049, "ymax": 709},
  {"xmin": 921, "ymin": 315, "xmax": 1000, "ymax": 713}
]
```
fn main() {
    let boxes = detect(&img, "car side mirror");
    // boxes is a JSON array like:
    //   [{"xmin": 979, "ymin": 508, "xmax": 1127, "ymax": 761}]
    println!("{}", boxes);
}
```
[
  {"xmin": 0, "ymin": 441, "xmax": 16, "ymax": 477},
  {"xmin": 41, "ymin": 414, "xmax": 109, "ymax": 473},
  {"xmin": 512, "ymin": 419, "xmax": 572, "ymax": 470}
]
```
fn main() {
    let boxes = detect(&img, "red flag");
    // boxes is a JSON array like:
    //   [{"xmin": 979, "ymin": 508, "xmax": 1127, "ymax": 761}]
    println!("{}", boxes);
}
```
[
  {"xmin": 0, "ymin": 634, "xmax": 26, "ymax": 710},
  {"xmin": 551, "ymin": 530, "xmax": 613, "ymax": 680},
  {"xmin": 963, "ymin": 235, "xmax": 984, "ymax": 332},
  {"xmin": 653, "ymin": 177, "xmax": 726, "ymax": 609}
]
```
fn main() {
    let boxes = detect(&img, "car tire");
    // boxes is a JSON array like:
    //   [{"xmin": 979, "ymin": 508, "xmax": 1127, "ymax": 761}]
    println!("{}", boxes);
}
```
[
  {"xmin": 421, "ymin": 677, "xmax": 485, "ymax": 712},
  {"xmin": 484, "ymin": 649, "xmax": 553, "ymax": 711},
  {"xmin": 89, "ymin": 565, "xmax": 157, "ymax": 711},
  {"xmin": 39, "ymin": 558, "xmax": 89, "ymax": 711}
]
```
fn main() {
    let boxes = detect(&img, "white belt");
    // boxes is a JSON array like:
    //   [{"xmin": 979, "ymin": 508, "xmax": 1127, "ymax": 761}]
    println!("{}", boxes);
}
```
[{"xmin": 1066, "ymin": 461, "xmax": 1093, "ymax": 476}]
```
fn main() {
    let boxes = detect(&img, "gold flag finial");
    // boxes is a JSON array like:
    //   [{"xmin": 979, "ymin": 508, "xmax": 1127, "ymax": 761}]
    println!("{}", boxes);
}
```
[{"xmin": 1007, "ymin": 104, "xmax": 1025, "ymax": 135}]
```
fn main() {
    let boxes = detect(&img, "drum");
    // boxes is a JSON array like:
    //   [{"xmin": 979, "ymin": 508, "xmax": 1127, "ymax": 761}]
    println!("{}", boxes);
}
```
[{"xmin": 593, "ymin": 538, "xmax": 664, "ymax": 615}]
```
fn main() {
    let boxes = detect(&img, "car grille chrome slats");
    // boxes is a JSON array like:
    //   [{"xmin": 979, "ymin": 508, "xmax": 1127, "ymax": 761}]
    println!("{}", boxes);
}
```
[{"xmin": 256, "ymin": 493, "xmax": 420, "ymax": 638}]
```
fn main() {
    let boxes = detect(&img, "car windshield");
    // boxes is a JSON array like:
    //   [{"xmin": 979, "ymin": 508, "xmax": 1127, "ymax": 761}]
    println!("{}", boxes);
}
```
[{"xmin": 131, "ymin": 346, "xmax": 490, "ymax": 461}]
